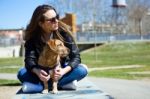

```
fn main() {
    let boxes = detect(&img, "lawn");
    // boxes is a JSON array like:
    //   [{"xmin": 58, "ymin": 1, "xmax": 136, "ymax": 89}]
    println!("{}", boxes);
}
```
[
  {"xmin": 81, "ymin": 41, "xmax": 150, "ymax": 80},
  {"xmin": 0, "ymin": 57, "xmax": 24, "ymax": 73},
  {"xmin": 0, "ymin": 57, "xmax": 24, "ymax": 66},
  {"xmin": 81, "ymin": 41, "xmax": 150, "ymax": 67},
  {"xmin": 0, "ymin": 41, "xmax": 150, "ymax": 85}
]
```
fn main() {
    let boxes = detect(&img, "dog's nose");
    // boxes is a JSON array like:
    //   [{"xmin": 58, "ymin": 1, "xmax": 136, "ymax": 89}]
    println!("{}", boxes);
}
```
[{"xmin": 60, "ymin": 49, "xmax": 69, "ymax": 57}]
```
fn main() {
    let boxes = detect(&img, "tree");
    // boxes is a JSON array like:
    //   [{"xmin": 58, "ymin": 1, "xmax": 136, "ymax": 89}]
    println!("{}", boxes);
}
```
[{"xmin": 127, "ymin": 0, "xmax": 149, "ymax": 37}]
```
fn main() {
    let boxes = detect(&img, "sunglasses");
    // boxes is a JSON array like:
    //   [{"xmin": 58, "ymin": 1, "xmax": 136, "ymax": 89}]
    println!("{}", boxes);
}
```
[{"xmin": 45, "ymin": 15, "xmax": 59, "ymax": 23}]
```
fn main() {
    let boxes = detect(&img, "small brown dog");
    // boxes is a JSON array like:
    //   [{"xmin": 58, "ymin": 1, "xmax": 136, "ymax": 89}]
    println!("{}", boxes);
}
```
[{"xmin": 38, "ymin": 39, "xmax": 69, "ymax": 94}]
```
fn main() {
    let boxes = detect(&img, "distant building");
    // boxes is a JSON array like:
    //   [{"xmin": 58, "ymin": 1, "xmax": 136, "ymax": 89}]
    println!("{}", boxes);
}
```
[
  {"xmin": 0, "ymin": 28, "xmax": 24, "ymax": 58},
  {"xmin": 0, "ymin": 28, "xmax": 24, "ymax": 46},
  {"xmin": 80, "ymin": 21, "xmax": 111, "ymax": 33}
]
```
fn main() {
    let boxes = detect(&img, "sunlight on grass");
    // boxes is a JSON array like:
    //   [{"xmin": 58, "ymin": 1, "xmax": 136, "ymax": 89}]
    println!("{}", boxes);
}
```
[
  {"xmin": 0, "ymin": 57, "xmax": 24, "ymax": 66},
  {"xmin": 0, "ymin": 68, "xmax": 20, "ymax": 73},
  {"xmin": 0, "ymin": 79, "xmax": 20, "ymax": 86},
  {"xmin": 81, "ymin": 41, "xmax": 150, "ymax": 67},
  {"xmin": 89, "ymin": 66, "xmax": 150, "ymax": 80}
]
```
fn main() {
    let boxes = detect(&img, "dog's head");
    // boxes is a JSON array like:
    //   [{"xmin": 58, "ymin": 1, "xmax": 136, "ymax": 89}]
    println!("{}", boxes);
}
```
[
  {"xmin": 46, "ymin": 39, "xmax": 69, "ymax": 57},
  {"xmin": 38, "ymin": 39, "xmax": 69, "ymax": 68}
]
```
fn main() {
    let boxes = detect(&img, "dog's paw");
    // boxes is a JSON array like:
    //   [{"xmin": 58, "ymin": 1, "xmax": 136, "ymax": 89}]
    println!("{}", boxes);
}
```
[
  {"xmin": 51, "ymin": 90, "xmax": 58, "ymax": 94},
  {"xmin": 42, "ymin": 89, "xmax": 48, "ymax": 94}
]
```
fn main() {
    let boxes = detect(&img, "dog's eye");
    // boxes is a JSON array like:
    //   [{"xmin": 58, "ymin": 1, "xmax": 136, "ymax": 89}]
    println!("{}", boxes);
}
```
[{"xmin": 57, "ymin": 43, "xmax": 62, "ymax": 47}]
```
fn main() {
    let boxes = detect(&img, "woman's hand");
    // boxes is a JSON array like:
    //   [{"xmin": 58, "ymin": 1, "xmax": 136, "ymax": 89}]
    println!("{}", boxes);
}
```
[
  {"xmin": 54, "ymin": 66, "xmax": 71, "ymax": 80},
  {"xmin": 54, "ymin": 68, "xmax": 64, "ymax": 80},
  {"xmin": 32, "ymin": 68, "xmax": 50, "ymax": 82}
]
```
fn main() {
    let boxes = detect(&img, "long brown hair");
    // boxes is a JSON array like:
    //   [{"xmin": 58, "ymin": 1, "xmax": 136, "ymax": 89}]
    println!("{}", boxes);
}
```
[
  {"xmin": 24, "ymin": 4, "xmax": 76, "ymax": 45},
  {"xmin": 24, "ymin": 5, "xmax": 57, "ymax": 41},
  {"xmin": 57, "ymin": 21, "xmax": 76, "ymax": 44}
]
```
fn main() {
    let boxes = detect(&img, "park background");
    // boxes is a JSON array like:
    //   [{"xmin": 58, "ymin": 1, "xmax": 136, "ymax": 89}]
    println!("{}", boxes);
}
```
[{"xmin": 0, "ymin": 0, "xmax": 150, "ymax": 99}]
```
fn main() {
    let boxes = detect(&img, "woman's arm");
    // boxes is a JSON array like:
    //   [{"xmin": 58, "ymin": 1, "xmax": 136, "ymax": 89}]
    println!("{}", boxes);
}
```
[
  {"xmin": 24, "ymin": 40, "xmax": 50, "ymax": 81},
  {"xmin": 53, "ymin": 32, "xmax": 81, "ymax": 79},
  {"xmin": 24, "ymin": 40, "xmax": 39, "ymax": 72},
  {"xmin": 53, "ymin": 40, "xmax": 80, "ymax": 79},
  {"xmin": 59, "ymin": 30, "xmax": 81, "ymax": 69},
  {"xmin": 66, "ymin": 37, "xmax": 81, "ymax": 69}
]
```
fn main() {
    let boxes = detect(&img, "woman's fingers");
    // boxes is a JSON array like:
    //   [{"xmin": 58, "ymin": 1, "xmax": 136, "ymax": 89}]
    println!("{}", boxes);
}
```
[
  {"xmin": 40, "ymin": 73, "xmax": 50, "ymax": 81},
  {"xmin": 39, "ymin": 70, "xmax": 50, "ymax": 81},
  {"xmin": 41, "ymin": 70, "xmax": 48, "ymax": 76},
  {"xmin": 53, "ymin": 68, "xmax": 63, "ymax": 80}
]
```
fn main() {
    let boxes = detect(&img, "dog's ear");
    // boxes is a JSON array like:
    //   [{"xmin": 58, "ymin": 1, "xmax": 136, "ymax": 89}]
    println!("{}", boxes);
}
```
[
  {"xmin": 47, "ymin": 39, "xmax": 57, "ymax": 52},
  {"xmin": 47, "ymin": 39, "xmax": 54, "ymax": 48}
]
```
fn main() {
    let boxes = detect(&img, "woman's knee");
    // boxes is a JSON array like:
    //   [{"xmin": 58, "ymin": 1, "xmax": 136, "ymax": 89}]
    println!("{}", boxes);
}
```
[
  {"xmin": 17, "ymin": 67, "xmax": 27, "ymax": 82},
  {"xmin": 17, "ymin": 67, "xmax": 40, "ymax": 84},
  {"xmin": 22, "ymin": 82, "xmax": 43, "ymax": 93},
  {"xmin": 79, "ymin": 64, "xmax": 88, "ymax": 72},
  {"xmin": 76, "ymin": 64, "xmax": 88, "ymax": 78}
]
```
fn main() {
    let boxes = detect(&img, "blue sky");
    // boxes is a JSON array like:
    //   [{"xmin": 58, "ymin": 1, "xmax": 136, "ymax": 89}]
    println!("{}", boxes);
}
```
[
  {"xmin": 0, "ymin": 0, "xmax": 113, "ymax": 29},
  {"xmin": 0, "ymin": 0, "xmax": 48, "ymax": 29}
]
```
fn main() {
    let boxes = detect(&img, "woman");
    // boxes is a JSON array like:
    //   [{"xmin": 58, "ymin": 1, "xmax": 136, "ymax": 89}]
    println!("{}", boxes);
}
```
[{"xmin": 17, "ymin": 4, "xmax": 88, "ymax": 93}]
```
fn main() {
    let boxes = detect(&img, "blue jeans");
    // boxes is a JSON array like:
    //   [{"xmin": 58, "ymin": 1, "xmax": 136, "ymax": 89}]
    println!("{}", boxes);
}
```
[{"xmin": 17, "ymin": 64, "xmax": 88, "ymax": 93}]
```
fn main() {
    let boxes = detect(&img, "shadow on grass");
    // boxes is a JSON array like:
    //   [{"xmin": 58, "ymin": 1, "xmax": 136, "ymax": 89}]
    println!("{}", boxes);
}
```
[{"xmin": 0, "ymin": 82, "xmax": 21, "ymax": 86}]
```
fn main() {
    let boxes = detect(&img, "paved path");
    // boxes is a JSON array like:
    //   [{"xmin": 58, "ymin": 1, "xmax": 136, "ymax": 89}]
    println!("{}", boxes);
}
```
[
  {"xmin": 0, "ymin": 73, "xmax": 17, "ymax": 80},
  {"xmin": 88, "ymin": 77, "xmax": 150, "ymax": 99},
  {"xmin": 0, "ymin": 73, "xmax": 112, "ymax": 99},
  {"xmin": 0, "ymin": 64, "xmax": 150, "ymax": 99},
  {"xmin": 0, "ymin": 74, "xmax": 150, "ymax": 99},
  {"xmin": 13, "ymin": 78, "xmax": 112, "ymax": 99}
]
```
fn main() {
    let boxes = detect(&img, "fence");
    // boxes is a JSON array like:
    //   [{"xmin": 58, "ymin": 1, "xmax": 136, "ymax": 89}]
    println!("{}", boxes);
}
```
[
  {"xmin": 76, "ymin": 32, "xmax": 150, "ymax": 43},
  {"xmin": 1, "ymin": 32, "xmax": 150, "ymax": 46}
]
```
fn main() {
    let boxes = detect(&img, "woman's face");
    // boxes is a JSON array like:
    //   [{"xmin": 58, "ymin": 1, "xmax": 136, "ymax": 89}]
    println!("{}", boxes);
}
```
[{"xmin": 39, "ymin": 9, "xmax": 59, "ymax": 34}]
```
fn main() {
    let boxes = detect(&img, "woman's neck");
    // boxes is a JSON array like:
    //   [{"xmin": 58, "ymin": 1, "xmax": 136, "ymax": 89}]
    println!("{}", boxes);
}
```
[{"xmin": 43, "ymin": 32, "xmax": 53, "ymax": 42}]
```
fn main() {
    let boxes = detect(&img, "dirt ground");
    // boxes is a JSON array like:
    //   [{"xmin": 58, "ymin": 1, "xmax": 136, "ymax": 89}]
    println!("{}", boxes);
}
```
[{"xmin": 0, "ymin": 86, "xmax": 21, "ymax": 99}]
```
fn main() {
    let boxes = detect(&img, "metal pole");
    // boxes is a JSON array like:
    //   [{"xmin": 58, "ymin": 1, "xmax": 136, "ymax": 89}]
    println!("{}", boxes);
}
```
[
  {"xmin": 94, "ymin": 30, "xmax": 97, "ymax": 61},
  {"xmin": 93, "ymin": 14, "xmax": 97, "ymax": 61}
]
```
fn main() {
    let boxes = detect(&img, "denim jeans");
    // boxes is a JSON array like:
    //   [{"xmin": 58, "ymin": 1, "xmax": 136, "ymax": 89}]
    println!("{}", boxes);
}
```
[{"xmin": 17, "ymin": 64, "xmax": 88, "ymax": 93}]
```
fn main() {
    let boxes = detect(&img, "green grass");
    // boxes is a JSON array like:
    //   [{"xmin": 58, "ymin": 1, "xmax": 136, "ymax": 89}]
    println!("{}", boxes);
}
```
[
  {"xmin": 0, "ymin": 57, "xmax": 24, "ymax": 66},
  {"xmin": 81, "ymin": 41, "xmax": 150, "ymax": 67},
  {"xmin": 81, "ymin": 41, "xmax": 150, "ymax": 79},
  {"xmin": 0, "ymin": 79, "xmax": 20, "ymax": 86},
  {"xmin": 0, "ymin": 68, "xmax": 21, "ymax": 73},
  {"xmin": 0, "ymin": 57, "xmax": 23, "ymax": 85},
  {"xmin": 0, "ymin": 57, "xmax": 23, "ymax": 73},
  {"xmin": 89, "ymin": 66, "xmax": 150, "ymax": 80}
]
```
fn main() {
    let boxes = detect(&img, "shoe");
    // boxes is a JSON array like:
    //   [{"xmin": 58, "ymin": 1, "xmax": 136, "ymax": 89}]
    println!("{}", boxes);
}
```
[{"xmin": 61, "ymin": 80, "xmax": 77, "ymax": 90}]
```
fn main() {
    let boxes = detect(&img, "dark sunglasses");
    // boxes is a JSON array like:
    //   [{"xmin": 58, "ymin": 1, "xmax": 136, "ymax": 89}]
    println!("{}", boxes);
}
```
[{"xmin": 45, "ymin": 14, "xmax": 59, "ymax": 23}]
